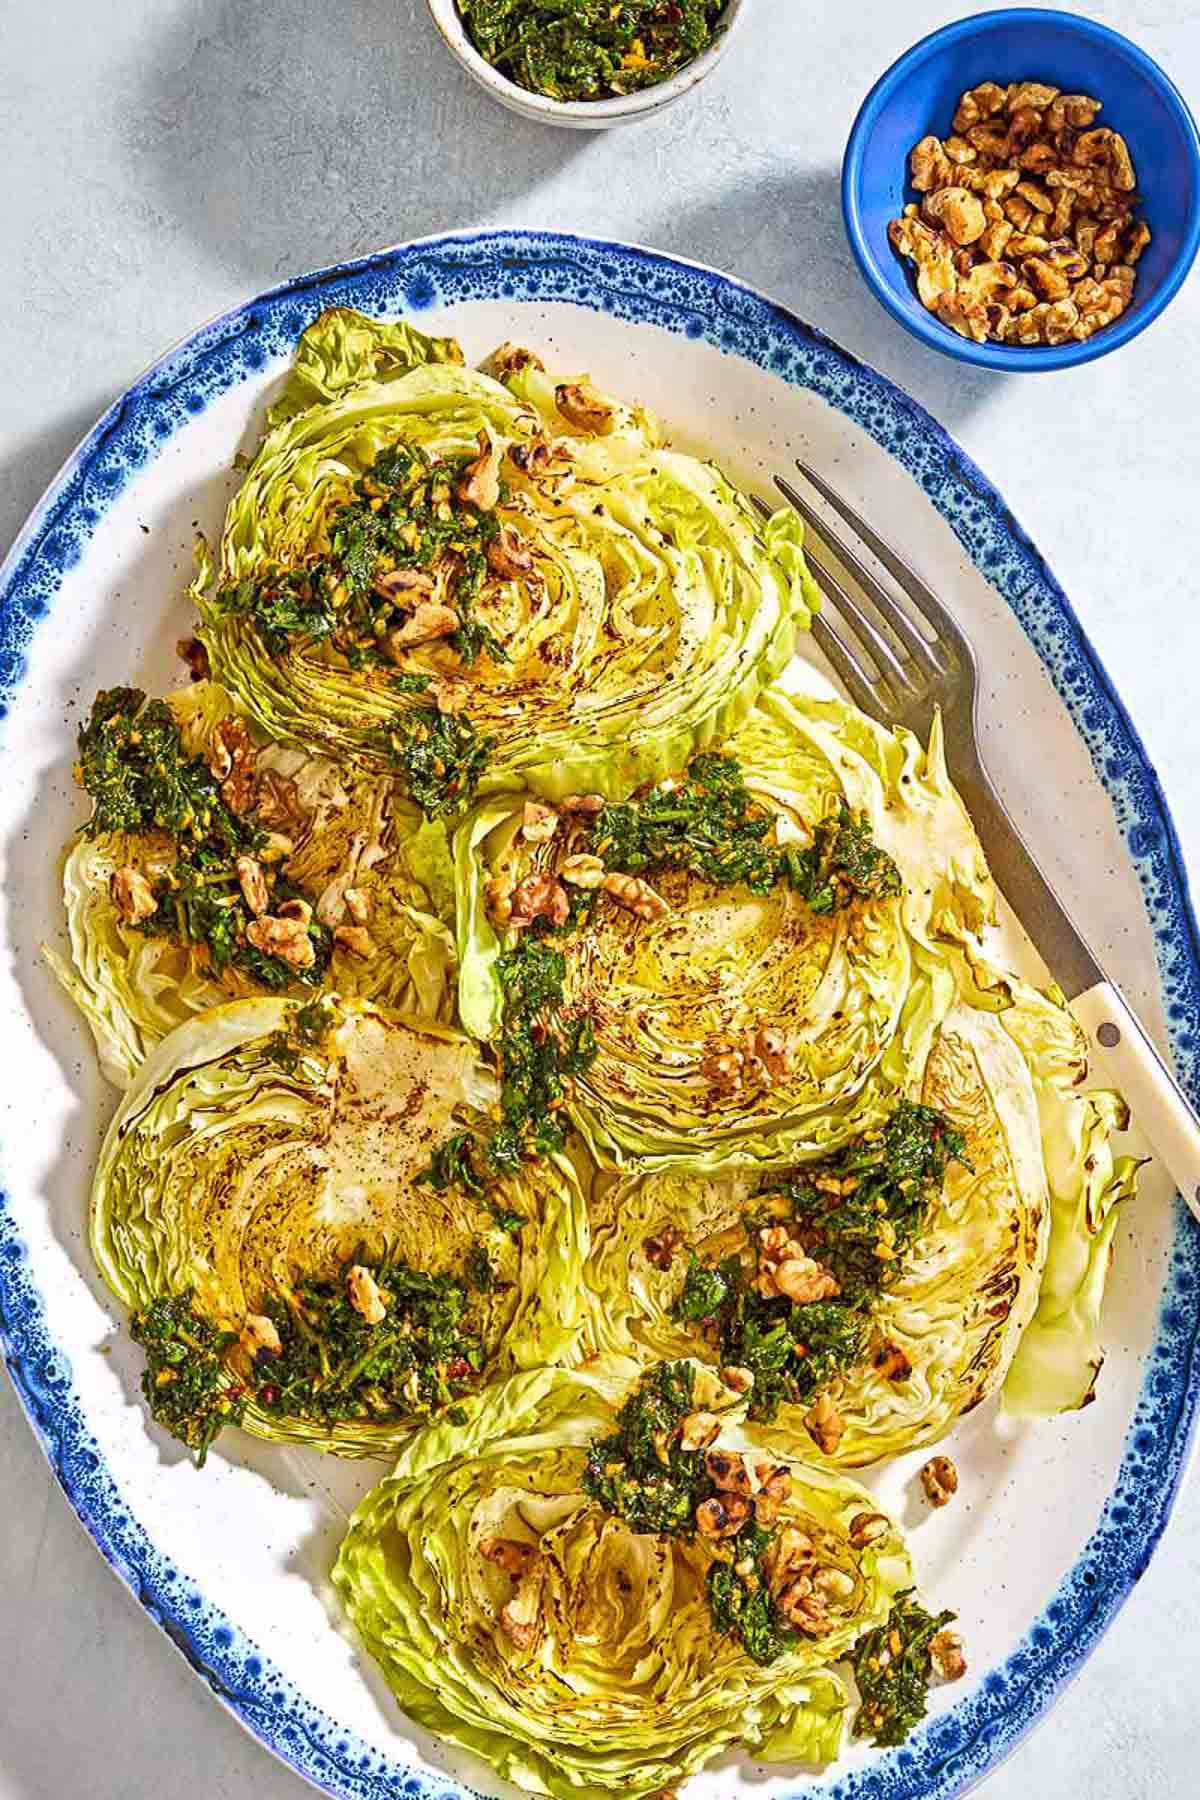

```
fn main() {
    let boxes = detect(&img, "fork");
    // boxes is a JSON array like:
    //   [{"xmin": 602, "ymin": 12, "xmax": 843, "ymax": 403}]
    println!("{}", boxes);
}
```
[{"xmin": 755, "ymin": 464, "xmax": 1200, "ymax": 1223}]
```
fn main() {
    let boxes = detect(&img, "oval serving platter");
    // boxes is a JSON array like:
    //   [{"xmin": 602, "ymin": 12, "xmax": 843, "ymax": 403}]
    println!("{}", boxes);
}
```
[{"xmin": 1, "ymin": 230, "xmax": 1198, "ymax": 1800}]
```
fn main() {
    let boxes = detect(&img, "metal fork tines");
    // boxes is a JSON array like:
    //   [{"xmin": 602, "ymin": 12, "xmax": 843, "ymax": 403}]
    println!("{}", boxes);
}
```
[{"xmin": 752, "ymin": 468, "xmax": 976, "ymax": 750}]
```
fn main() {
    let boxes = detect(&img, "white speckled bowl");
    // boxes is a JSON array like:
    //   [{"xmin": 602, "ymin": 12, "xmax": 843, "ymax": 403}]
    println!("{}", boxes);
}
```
[{"xmin": 425, "ymin": 0, "xmax": 749, "ymax": 128}]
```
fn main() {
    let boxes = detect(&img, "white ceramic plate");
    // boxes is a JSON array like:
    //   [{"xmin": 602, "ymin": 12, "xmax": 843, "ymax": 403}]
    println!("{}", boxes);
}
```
[{"xmin": 2, "ymin": 231, "xmax": 1198, "ymax": 1800}]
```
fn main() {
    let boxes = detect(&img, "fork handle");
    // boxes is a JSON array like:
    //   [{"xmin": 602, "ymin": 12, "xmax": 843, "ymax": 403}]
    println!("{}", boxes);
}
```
[{"xmin": 1073, "ymin": 981, "xmax": 1200, "ymax": 1221}]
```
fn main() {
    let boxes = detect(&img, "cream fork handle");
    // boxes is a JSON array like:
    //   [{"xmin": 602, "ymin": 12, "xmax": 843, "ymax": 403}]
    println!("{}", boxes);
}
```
[{"xmin": 1073, "ymin": 980, "xmax": 1200, "ymax": 1222}]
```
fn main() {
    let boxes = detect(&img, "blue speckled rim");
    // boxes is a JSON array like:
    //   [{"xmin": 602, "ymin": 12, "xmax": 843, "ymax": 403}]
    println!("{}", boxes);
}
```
[{"xmin": 1, "ymin": 230, "xmax": 1198, "ymax": 1800}]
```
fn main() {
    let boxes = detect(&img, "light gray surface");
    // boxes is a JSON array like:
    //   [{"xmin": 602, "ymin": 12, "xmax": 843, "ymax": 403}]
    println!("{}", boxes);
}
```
[{"xmin": 1, "ymin": 1, "xmax": 1198, "ymax": 1796}]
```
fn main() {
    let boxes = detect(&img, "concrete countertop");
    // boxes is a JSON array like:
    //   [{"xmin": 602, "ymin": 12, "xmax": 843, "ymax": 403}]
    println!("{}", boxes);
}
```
[{"xmin": 1, "ymin": 3, "xmax": 1197, "ymax": 1796}]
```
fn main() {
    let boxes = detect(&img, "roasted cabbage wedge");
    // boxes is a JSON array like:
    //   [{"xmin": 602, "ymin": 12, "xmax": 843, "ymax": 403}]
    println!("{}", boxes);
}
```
[
  {"xmin": 46, "ymin": 680, "xmax": 456, "ymax": 1086},
  {"xmin": 193, "ymin": 307, "xmax": 817, "ymax": 802},
  {"xmin": 455, "ymin": 681, "xmax": 995, "ymax": 1167},
  {"xmin": 332, "ymin": 1360, "xmax": 912, "ymax": 1799},
  {"xmin": 582, "ymin": 1001, "xmax": 1054, "ymax": 1467},
  {"xmin": 90, "ymin": 995, "xmax": 587, "ymax": 1455}
]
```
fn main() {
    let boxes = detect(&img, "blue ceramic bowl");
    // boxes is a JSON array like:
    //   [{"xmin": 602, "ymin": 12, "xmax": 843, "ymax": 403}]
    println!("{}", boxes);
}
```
[{"xmin": 843, "ymin": 8, "xmax": 1200, "ymax": 371}]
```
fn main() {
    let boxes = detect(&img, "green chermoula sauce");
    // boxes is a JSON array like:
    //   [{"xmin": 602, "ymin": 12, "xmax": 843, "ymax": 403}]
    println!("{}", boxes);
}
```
[{"xmin": 457, "ymin": 1, "xmax": 725, "ymax": 104}]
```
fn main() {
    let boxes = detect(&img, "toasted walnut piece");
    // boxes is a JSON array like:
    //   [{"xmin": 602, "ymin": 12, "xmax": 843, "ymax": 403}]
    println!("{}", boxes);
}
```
[
  {"xmin": 110, "ymin": 866, "xmax": 157, "ymax": 925},
  {"xmin": 1018, "ymin": 138, "xmax": 1058, "ymax": 174},
  {"xmin": 559, "ymin": 852, "xmax": 605, "ymax": 890},
  {"xmin": 374, "ymin": 567, "xmax": 436, "ymax": 604},
  {"xmin": 1072, "ymin": 270, "xmax": 1133, "ymax": 340},
  {"xmin": 239, "ymin": 1313, "xmax": 281, "ymax": 1357},
  {"xmin": 488, "ymin": 342, "xmax": 545, "ymax": 381},
  {"xmin": 721, "ymin": 1364, "xmax": 755, "ymax": 1396},
  {"xmin": 930, "ymin": 1629, "xmax": 968, "ymax": 1681},
  {"xmin": 920, "ymin": 1454, "xmax": 959, "ymax": 1508},
  {"xmin": 848, "ymin": 1511, "xmax": 891, "ymax": 1550},
  {"xmin": 936, "ymin": 293, "xmax": 989, "ymax": 344},
  {"xmin": 1007, "ymin": 230, "xmax": 1050, "ymax": 259},
  {"xmin": 1072, "ymin": 214, "xmax": 1099, "ymax": 260},
  {"xmin": 1043, "ymin": 298, "xmax": 1080, "ymax": 345},
  {"xmin": 1005, "ymin": 80, "xmax": 1059, "ymax": 114},
  {"xmin": 943, "ymin": 133, "xmax": 976, "ymax": 165},
  {"xmin": 385, "ymin": 602, "xmax": 460, "ymax": 654},
  {"xmin": 706, "ymin": 1449, "xmax": 753, "ymax": 1496},
  {"xmin": 872, "ymin": 1339, "xmax": 913, "ymax": 1382},
  {"xmin": 1004, "ymin": 302, "xmax": 1051, "ymax": 345},
  {"xmin": 1124, "ymin": 220, "xmax": 1152, "ymax": 263},
  {"xmin": 778, "ymin": 1575, "xmax": 835, "ymax": 1637},
  {"xmin": 454, "ymin": 431, "xmax": 501, "ymax": 512},
  {"xmin": 774, "ymin": 1256, "xmax": 842, "ymax": 1305},
  {"xmin": 965, "ymin": 121, "xmax": 1009, "ymax": 159},
  {"xmin": 343, "ymin": 887, "xmax": 371, "ymax": 926},
  {"xmin": 245, "ymin": 913, "xmax": 315, "ymax": 968},
  {"xmin": 703, "ymin": 1046, "xmax": 744, "ymax": 1093},
  {"xmin": 1092, "ymin": 218, "xmax": 1123, "ymax": 264},
  {"xmin": 953, "ymin": 80, "xmax": 1008, "ymax": 133},
  {"xmin": 962, "ymin": 164, "xmax": 1021, "ymax": 199},
  {"xmin": 1005, "ymin": 106, "xmax": 1045, "ymax": 155},
  {"xmin": 334, "ymin": 924, "xmax": 376, "ymax": 960},
  {"xmin": 1015, "ymin": 178, "xmax": 1054, "ymax": 213},
  {"xmin": 1051, "ymin": 187, "xmax": 1076, "ymax": 238},
  {"xmin": 346, "ymin": 1265, "xmax": 388, "ymax": 1325},
  {"xmin": 484, "ymin": 869, "xmax": 514, "ymax": 926},
  {"xmin": 695, "ymin": 1494, "xmax": 752, "ymax": 1539},
  {"xmin": 560, "ymin": 792, "xmax": 606, "ymax": 816},
  {"xmin": 1075, "ymin": 127, "xmax": 1136, "ymax": 190},
  {"xmin": 978, "ymin": 216, "xmax": 1015, "ymax": 261},
  {"xmin": 679, "ymin": 1411, "xmax": 722, "ymax": 1453},
  {"xmin": 1007, "ymin": 281, "xmax": 1040, "ymax": 313},
  {"xmin": 602, "ymin": 871, "xmax": 668, "ymax": 921},
  {"xmin": 1046, "ymin": 92, "xmax": 1101, "ymax": 135},
  {"xmin": 815, "ymin": 1566, "xmax": 857, "ymax": 1606},
  {"xmin": 487, "ymin": 523, "xmax": 534, "ymax": 580},
  {"xmin": 520, "ymin": 799, "xmax": 559, "ymax": 844},
  {"xmin": 277, "ymin": 897, "xmax": 312, "ymax": 926},
  {"xmin": 642, "ymin": 1226, "xmax": 683, "ymax": 1271},
  {"xmin": 910, "ymin": 134, "xmax": 952, "ymax": 192},
  {"xmin": 480, "ymin": 1536, "xmax": 540, "ymax": 1579},
  {"xmin": 555, "ymin": 381, "xmax": 616, "ymax": 436},
  {"xmin": 235, "ymin": 854, "xmax": 269, "ymax": 918},
  {"xmin": 509, "ymin": 872, "xmax": 570, "ymax": 930},
  {"xmin": 747, "ymin": 1023, "xmax": 793, "ymax": 1085},
  {"xmin": 1025, "ymin": 256, "xmax": 1072, "ymax": 301},
  {"xmin": 753, "ymin": 1464, "xmax": 793, "ymax": 1529},
  {"xmin": 208, "ymin": 717, "xmax": 253, "ymax": 783},
  {"xmin": 766, "ymin": 1525, "xmax": 815, "ymax": 1597},
  {"xmin": 1004, "ymin": 192, "xmax": 1036, "ymax": 230},
  {"xmin": 959, "ymin": 260, "xmax": 1018, "ymax": 308},
  {"xmin": 805, "ymin": 1392, "xmax": 844, "ymax": 1456},
  {"xmin": 176, "ymin": 636, "xmax": 210, "ymax": 681},
  {"xmin": 922, "ymin": 185, "xmax": 987, "ymax": 245}
]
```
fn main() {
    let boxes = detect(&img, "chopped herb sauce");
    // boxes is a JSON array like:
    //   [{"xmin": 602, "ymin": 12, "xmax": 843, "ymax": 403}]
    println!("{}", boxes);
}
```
[
  {"xmin": 130, "ymin": 1294, "xmax": 245, "ymax": 1467},
  {"xmin": 215, "ymin": 440, "xmax": 508, "ymax": 669},
  {"xmin": 458, "ymin": 1, "xmax": 726, "ymax": 104},
  {"xmin": 674, "ymin": 1100, "xmax": 968, "ymax": 1421},
  {"xmin": 582, "ymin": 1359, "xmax": 716, "ymax": 1535},
  {"xmin": 850, "ymin": 1591, "xmax": 956, "ymax": 1746},
  {"xmin": 76, "ymin": 689, "xmax": 332, "ymax": 988},
  {"xmin": 422, "ymin": 930, "xmax": 597, "ymax": 1191},
  {"xmin": 589, "ymin": 753, "xmax": 901, "ymax": 911},
  {"xmin": 706, "ymin": 1522, "xmax": 797, "ymax": 1667},
  {"xmin": 378, "ymin": 704, "xmax": 493, "ymax": 820},
  {"xmin": 255, "ymin": 1258, "xmax": 484, "ymax": 1426}
]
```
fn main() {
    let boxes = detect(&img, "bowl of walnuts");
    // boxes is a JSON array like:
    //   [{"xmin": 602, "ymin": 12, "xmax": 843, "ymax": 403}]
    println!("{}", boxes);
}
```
[{"xmin": 842, "ymin": 7, "xmax": 1200, "ymax": 370}]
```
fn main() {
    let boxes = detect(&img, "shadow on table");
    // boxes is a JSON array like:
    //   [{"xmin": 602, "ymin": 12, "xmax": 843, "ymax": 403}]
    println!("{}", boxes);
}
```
[
  {"xmin": 127, "ymin": 0, "xmax": 588, "ymax": 284},
  {"xmin": 644, "ymin": 165, "xmax": 1008, "ymax": 436}
]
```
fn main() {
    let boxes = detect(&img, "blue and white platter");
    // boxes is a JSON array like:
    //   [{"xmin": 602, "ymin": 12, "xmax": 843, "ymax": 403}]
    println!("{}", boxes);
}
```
[{"xmin": 1, "ymin": 230, "xmax": 1197, "ymax": 1800}]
